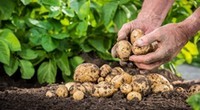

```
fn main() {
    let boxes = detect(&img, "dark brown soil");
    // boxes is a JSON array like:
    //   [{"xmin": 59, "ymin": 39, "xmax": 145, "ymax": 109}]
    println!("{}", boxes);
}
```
[{"xmin": 0, "ymin": 53, "xmax": 196, "ymax": 110}]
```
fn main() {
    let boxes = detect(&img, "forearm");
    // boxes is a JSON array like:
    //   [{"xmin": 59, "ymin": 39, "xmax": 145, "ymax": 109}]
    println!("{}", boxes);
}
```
[
  {"xmin": 137, "ymin": 0, "xmax": 174, "ymax": 27},
  {"xmin": 178, "ymin": 7, "xmax": 200, "ymax": 40}
]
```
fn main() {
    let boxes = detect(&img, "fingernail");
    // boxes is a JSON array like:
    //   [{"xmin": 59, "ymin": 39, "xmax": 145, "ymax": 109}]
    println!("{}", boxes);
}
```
[{"xmin": 135, "ymin": 39, "xmax": 144, "ymax": 46}]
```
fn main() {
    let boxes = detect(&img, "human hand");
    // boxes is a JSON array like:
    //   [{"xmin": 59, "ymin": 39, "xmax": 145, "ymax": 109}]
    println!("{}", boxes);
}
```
[{"xmin": 129, "ymin": 23, "xmax": 189, "ymax": 70}]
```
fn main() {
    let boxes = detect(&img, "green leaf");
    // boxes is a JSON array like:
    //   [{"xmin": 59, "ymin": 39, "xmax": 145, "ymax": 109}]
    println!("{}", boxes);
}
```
[
  {"xmin": 4, "ymin": 56, "xmax": 19, "ymax": 76},
  {"xmin": 181, "ymin": 48, "xmax": 192, "ymax": 64},
  {"xmin": 184, "ymin": 41, "xmax": 199, "ymax": 55},
  {"xmin": 21, "ymin": 0, "xmax": 32, "ymax": 5},
  {"xmin": 51, "ymin": 33, "xmax": 69, "ymax": 39},
  {"xmin": 37, "ymin": 60, "xmax": 57, "ymax": 84},
  {"xmin": 62, "ymin": 8, "xmax": 74, "ymax": 17},
  {"xmin": 119, "ymin": 0, "xmax": 130, "ymax": 5},
  {"xmin": 28, "ymin": 19, "xmax": 52, "ymax": 30},
  {"xmin": 114, "ymin": 9, "xmax": 127, "ymax": 30},
  {"xmin": 41, "ymin": 35, "xmax": 59, "ymax": 52},
  {"xmin": 78, "ymin": 1, "xmax": 90, "ymax": 20},
  {"xmin": 80, "ymin": 43, "xmax": 93, "ymax": 52},
  {"xmin": 19, "ymin": 60, "xmax": 35, "ymax": 79},
  {"xmin": 56, "ymin": 53, "xmax": 71, "ymax": 76},
  {"xmin": 28, "ymin": 28, "xmax": 44, "ymax": 45},
  {"xmin": 0, "ymin": 0, "xmax": 15, "ymax": 20},
  {"xmin": 102, "ymin": 1, "xmax": 118, "ymax": 26},
  {"xmin": 0, "ymin": 29, "xmax": 21, "ymax": 52},
  {"xmin": 75, "ymin": 21, "xmax": 88, "ymax": 37},
  {"xmin": 88, "ymin": 38, "xmax": 107, "ymax": 53},
  {"xmin": 40, "ymin": 0, "xmax": 61, "ymax": 6},
  {"xmin": 0, "ymin": 40, "xmax": 10, "ymax": 65},
  {"xmin": 187, "ymin": 93, "xmax": 200, "ymax": 110},
  {"xmin": 69, "ymin": 56, "xmax": 84, "ymax": 70},
  {"xmin": 18, "ymin": 48, "xmax": 38, "ymax": 60}
]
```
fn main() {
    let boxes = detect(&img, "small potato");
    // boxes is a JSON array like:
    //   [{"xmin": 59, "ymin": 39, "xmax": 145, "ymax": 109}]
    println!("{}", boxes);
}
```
[
  {"xmin": 111, "ymin": 67, "xmax": 124, "ymax": 76},
  {"xmin": 152, "ymin": 84, "xmax": 171, "ymax": 93},
  {"xmin": 111, "ymin": 75, "xmax": 124, "ymax": 89},
  {"xmin": 122, "ymin": 72, "xmax": 132, "ymax": 84},
  {"xmin": 92, "ymin": 81, "xmax": 117, "ymax": 97},
  {"xmin": 100, "ymin": 64, "xmax": 112, "ymax": 77},
  {"xmin": 130, "ymin": 29, "xmax": 144, "ymax": 44},
  {"xmin": 65, "ymin": 82, "xmax": 76, "ymax": 90},
  {"xmin": 127, "ymin": 91, "xmax": 142, "ymax": 101},
  {"xmin": 56, "ymin": 85, "xmax": 68, "ymax": 97},
  {"xmin": 115, "ymin": 40, "xmax": 132, "ymax": 61},
  {"xmin": 105, "ymin": 74, "xmax": 115, "ymax": 82},
  {"xmin": 74, "ymin": 63, "xmax": 100, "ymax": 82},
  {"xmin": 82, "ymin": 82, "xmax": 94, "ymax": 94},
  {"xmin": 120, "ymin": 83, "xmax": 132, "ymax": 94},
  {"xmin": 188, "ymin": 84, "xmax": 200, "ymax": 96},
  {"xmin": 147, "ymin": 73, "xmax": 173, "ymax": 90},
  {"xmin": 131, "ymin": 75, "xmax": 150, "ymax": 95},
  {"xmin": 73, "ymin": 90, "xmax": 84, "ymax": 100},
  {"xmin": 175, "ymin": 87, "xmax": 185, "ymax": 93},
  {"xmin": 98, "ymin": 77, "xmax": 105, "ymax": 83},
  {"xmin": 69, "ymin": 83, "xmax": 86, "ymax": 95},
  {"xmin": 46, "ymin": 90, "xmax": 56, "ymax": 97}
]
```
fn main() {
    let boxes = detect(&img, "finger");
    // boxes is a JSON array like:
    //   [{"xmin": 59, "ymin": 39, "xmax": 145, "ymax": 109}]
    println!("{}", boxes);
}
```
[
  {"xmin": 129, "ymin": 48, "xmax": 167, "ymax": 64},
  {"xmin": 135, "ymin": 61, "xmax": 163, "ymax": 70},
  {"xmin": 117, "ymin": 23, "xmax": 132, "ymax": 41},
  {"xmin": 134, "ymin": 31, "xmax": 159, "ymax": 47}
]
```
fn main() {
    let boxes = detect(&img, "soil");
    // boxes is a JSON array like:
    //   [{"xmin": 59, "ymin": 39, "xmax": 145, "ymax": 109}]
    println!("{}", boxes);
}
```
[{"xmin": 0, "ymin": 53, "xmax": 198, "ymax": 110}]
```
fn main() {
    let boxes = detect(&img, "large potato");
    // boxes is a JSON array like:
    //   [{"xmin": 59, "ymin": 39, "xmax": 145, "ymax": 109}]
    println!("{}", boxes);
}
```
[
  {"xmin": 188, "ymin": 84, "xmax": 200, "ymax": 96},
  {"xmin": 74, "ymin": 63, "xmax": 100, "ymax": 82}
]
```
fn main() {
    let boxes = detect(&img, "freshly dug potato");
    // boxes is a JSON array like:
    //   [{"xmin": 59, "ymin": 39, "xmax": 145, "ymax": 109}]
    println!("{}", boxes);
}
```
[
  {"xmin": 74, "ymin": 63, "xmax": 100, "ymax": 82},
  {"xmin": 46, "ymin": 90, "xmax": 56, "ymax": 97},
  {"xmin": 130, "ymin": 29, "xmax": 154, "ymax": 55},
  {"xmin": 130, "ymin": 29, "xmax": 144, "ymax": 44},
  {"xmin": 100, "ymin": 64, "xmax": 112, "ymax": 77},
  {"xmin": 105, "ymin": 74, "xmax": 115, "ymax": 82},
  {"xmin": 111, "ymin": 75, "xmax": 124, "ymax": 89},
  {"xmin": 65, "ymin": 82, "xmax": 76, "ymax": 90},
  {"xmin": 127, "ymin": 91, "xmax": 142, "ymax": 101},
  {"xmin": 147, "ymin": 73, "xmax": 173, "ymax": 91},
  {"xmin": 188, "ymin": 84, "xmax": 200, "ymax": 95},
  {"xmin": 92, "ymin": 81, "xmax": 117, "ymax": 97},
  {"xmin": 120, "ymin": 83, "xmax": 132, "ymax": 94},
  {"xmin": 122, "ymin": 72, "xmax": 132, "ymax": 84},
  {"xmin": 131, "ymin": 75, "xmax": 150, "ymax": 95},
  {"xmin": 69, "ymin": 83, "xmax": 86, "ymax": 95},
  {"xmin": 175, "ymin": 87, "xmax": 185, "ymax": 93},
  {"xmin": 56, "ymin": 85, "xmax": 68, "ymax": 97},
  {"xmin": 73, "ymin": 90, "xmax": 84, "ymax": 100},
  {"xmin": 152, "ymin": 84, "xmax": 171, "ymax": 93},
  {"xmin": 111, "ymin": 67, "xmax": 124, "ymax": 76},
  {"xmin": 97, "ymin": 77, "xmax": 105, "ymax": 83},
  {"xmin": 82, "ymin": 82, "xmax": 94, "ymax": 94},
  {"xmin": 114, "ymin": 40, "xmax": 132, "ymax": 61}
]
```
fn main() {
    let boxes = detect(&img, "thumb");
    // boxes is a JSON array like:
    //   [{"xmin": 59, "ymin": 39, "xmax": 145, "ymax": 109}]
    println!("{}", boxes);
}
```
[{"xmin": 134, "ymin": 32, "xmax": 158, "ymax": 47}]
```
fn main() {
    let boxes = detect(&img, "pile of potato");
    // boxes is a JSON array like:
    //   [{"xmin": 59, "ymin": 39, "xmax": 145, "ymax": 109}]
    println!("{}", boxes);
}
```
[{"xmin": 46, "ymin": 63, "xmax": 176, "ymax": 101}]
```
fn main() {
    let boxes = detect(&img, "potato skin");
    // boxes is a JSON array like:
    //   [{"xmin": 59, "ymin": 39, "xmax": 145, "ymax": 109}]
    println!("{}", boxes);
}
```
[
  {"xmin": 100, "ymin": 64, "xmax": 112, "ymax": 77},
  {"xmin": 188, "ymin": 84, "xmax": 200, "ymax": 96},
  {"xmin": 127, "ymin": 91, "xmax": 142, "ymax": 101},
  {"xmin": 130, "ymin": 29, "xmax": 144, "ymax": 44},
  {"xmin": 115, "ymin": 40, "xmax": 132, "ymax": 61},
  {"xmin": 73, "ymin": 90, "xmax": 84, "ymax": 100},
  {"xmin": 74, "ymin": 63, "xmax": 100, "ymax": 82},
  {"xmin": 120, "ymin": 83, "xmax": 132, "ymax": 94},
  {"xmin": 56, "ymin": 85, "xmax": 68, "ymax": 97}
]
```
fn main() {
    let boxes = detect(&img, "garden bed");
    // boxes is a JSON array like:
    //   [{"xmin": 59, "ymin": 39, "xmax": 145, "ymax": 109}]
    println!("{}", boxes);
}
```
[{"xmin": 0, "ymin": 54, "xmax": 197, "ymax": 110}]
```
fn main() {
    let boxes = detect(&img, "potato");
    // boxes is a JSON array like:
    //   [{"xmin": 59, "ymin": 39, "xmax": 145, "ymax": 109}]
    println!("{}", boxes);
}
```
[
  {"xmin": 92, "ymin": 81, "xmax": 117, "ymax": 97},
  {"xmin": 175, "ymin": 87, "xmax": 185, "ymax": 93},
  {"xmin": 131, "ymin": 75, "xmax": 150, "ymax": 95},
  {"xmin": 111, "ymin": 75, "xmax": 124, "ymax": 89},
  {"xmin": 111, "ymin": 67, "xmax": 124, "ymax": 76},
  {"xmin": 82, "ymin": 82, "xmax": 94, "ymax": 94},
  {"xmin": 122, "ymin": 72, "xmax": 132, "ymax": 84},
  {"xmin": 115, "ymin": 40, "xmax": 132, "ymax": 61},
  {"xmin": 65, "ymin": 82, "xmax": 76, "ymax": 90},
  {"xmin": 73, "ymin": 90, "xmax": 84, "ymax": 100},
  {"xmin": 69, "ymin": 83, "xmax": 86, "ymax": 95},
  {"xmin": 97, "ymin": 77, "xmax": 105, "ymax": 83},
  {"xmin": 100, "ymin": 64, "xmax": 112, "ymax": 77},
  {"xmin": 188, "ymin": 84, "xmax": 200, "ymax": 95},
  {"xmin": 152, "ymin": 84, "xmax": 171, "ymax": 93},
  {"xmin": 46, "ymin": 90, "xmax": 56, "ymax": 97},
  {"xmin": 56, "ymin": 85, "xmax": 68, "ymax": 97},
  {"xmin": 74, "ymin": 63, "xmax": 100, "ymax": 82},
  {"xmin": 105, "ymin": 74, "xmax": 115, "ymax": 82},
  {"xmin": 147, "ymin": 73, "xmax": 173, "ymax": 91},
  {"xmin": 127, "ymin": 91, "xmax": 142, "ymax": 101},
  {"xmin": 130, "ymin": 29, "xmax": 154, "ymax": 55},
  {"xmin": 120, "ymin": 83, "xmax": 132, "ymax": 94}
]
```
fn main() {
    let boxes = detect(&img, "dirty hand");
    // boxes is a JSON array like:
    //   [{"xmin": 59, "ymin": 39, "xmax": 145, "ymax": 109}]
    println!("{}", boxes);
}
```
[{"xmin": 129, "ymin": 23, "xmax": 189, "ymax": 70}]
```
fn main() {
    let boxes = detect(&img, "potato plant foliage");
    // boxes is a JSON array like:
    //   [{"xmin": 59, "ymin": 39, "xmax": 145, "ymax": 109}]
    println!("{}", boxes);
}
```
[{"xmin": 0, "ymin": 0, "xmax": 200, "ymax": 84}]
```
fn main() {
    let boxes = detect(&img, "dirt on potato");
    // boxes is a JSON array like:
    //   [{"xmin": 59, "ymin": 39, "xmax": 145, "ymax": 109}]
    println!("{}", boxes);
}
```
[{"xmin": 0, "ymin": 53, "xmax": 195, "ymax": 110}]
